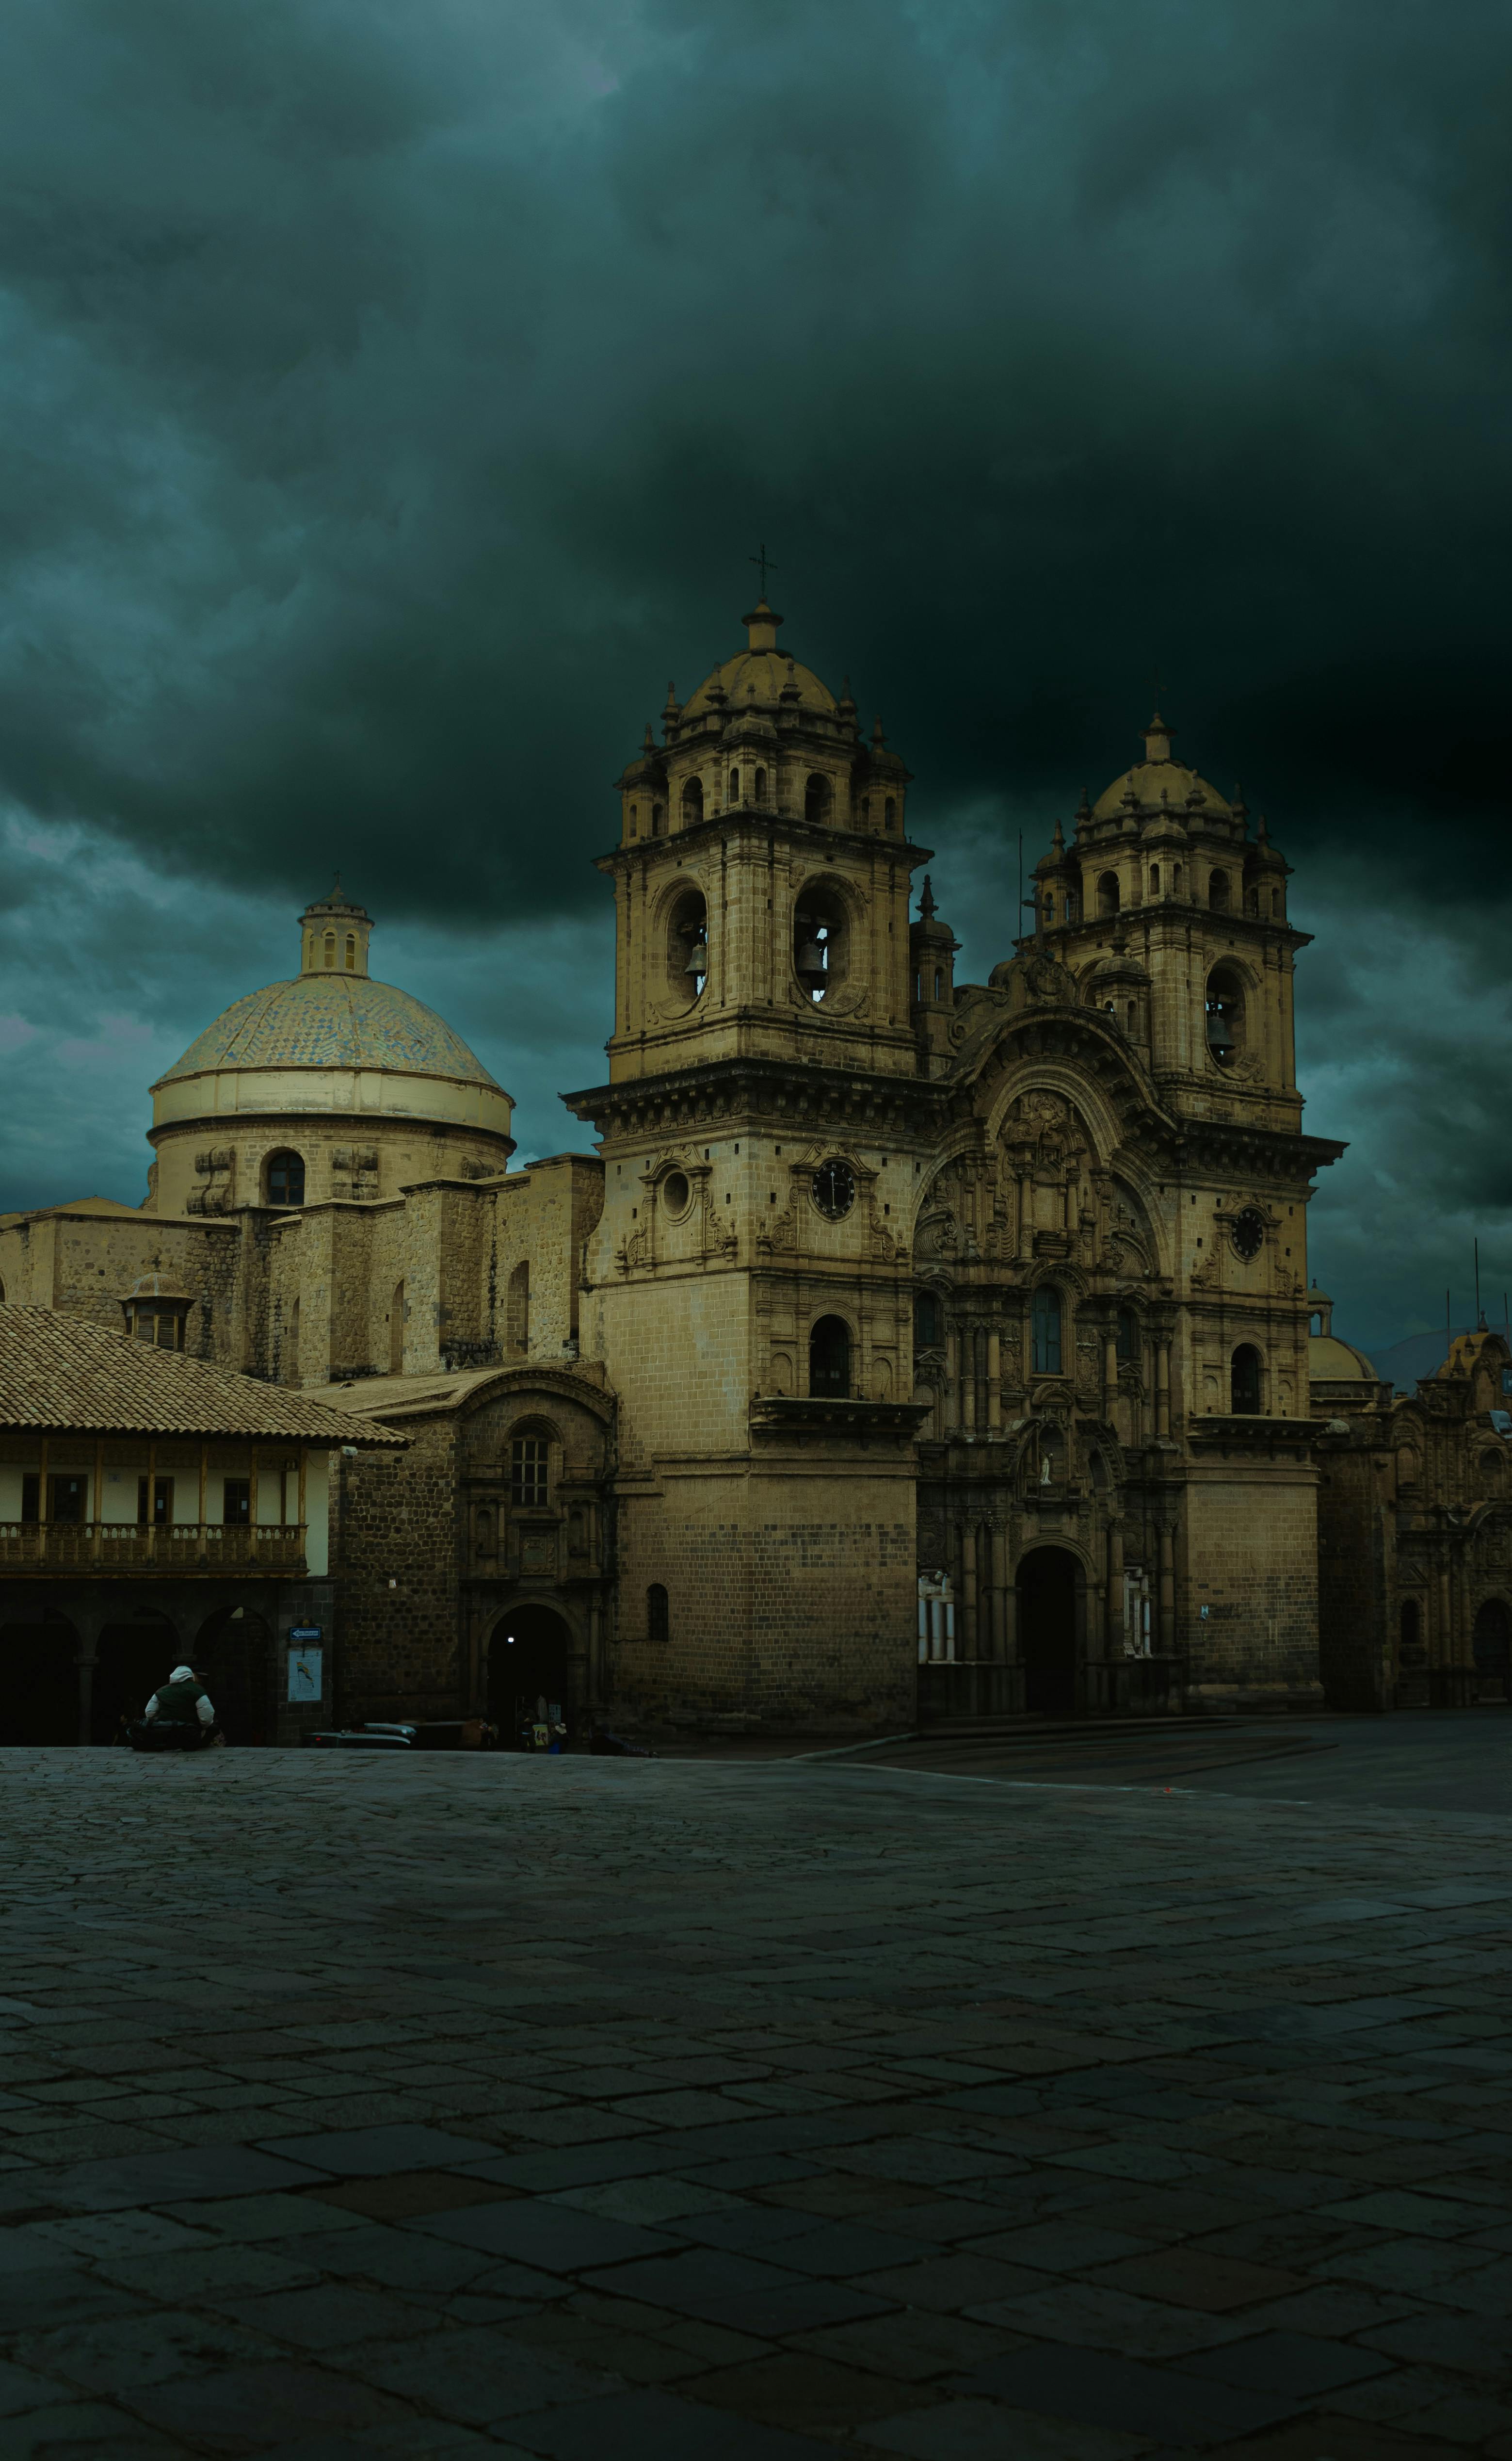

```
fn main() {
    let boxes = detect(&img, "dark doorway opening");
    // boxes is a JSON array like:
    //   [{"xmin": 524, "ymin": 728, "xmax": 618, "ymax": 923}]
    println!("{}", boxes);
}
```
[
  {"xmin": 92, "ymin": 1617, "xmax": 182, "ymax": 1745},
  {"xmin": 195, "ymin": 1607, "xmax": 274, "ymax": 1745},
  {"xmin": 0, "ymin": 1619, "xmax": 78, "ymax": 1746},
  {"xmin": 487, "ymin": 1603, "xmax": 575, "ymax": 1741},
  {"xmin": 1018, "ymin": 1546, "xmax": 1080, "ymax": 1716}
]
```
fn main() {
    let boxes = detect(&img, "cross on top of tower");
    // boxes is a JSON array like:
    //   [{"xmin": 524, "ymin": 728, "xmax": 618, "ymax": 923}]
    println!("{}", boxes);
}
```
[{"xmin": 748, "ymin": 542, "xmax": 778, "ymax": 597}]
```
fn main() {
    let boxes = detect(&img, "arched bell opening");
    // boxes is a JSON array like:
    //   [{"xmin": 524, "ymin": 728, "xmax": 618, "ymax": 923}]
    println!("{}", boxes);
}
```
[
  {"xmin": 1096, "ymin": 871, "xmax": 1120, "ymax": 918},
  {"xmin": 803, "ymin": 773, "xmax": 833, "ymax": 826},
  {"xmin": 665, "ymin": 886, "xmax": 709, "ymax": 1007},
  {"xmin": 680, "ymin": 777, "xmax": 704, "ymax": 829},
  {"xmin": 793, "ymin": 883, "xmax": 851, "ymax": 1005},
  {"xmin": 1205, "ymin": 962, "xmax": 1246, "ymax": 1069}
]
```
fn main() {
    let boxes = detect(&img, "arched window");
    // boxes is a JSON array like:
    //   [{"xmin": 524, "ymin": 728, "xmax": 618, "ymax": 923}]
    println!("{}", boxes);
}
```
[
  {"xmin": 809, "ymin": 1315, "xmax": 851, "ymax": 1397},
  {"xmin": 884, "ymin": 797, "xmax": 897, "ymax": 830},
  {"xmin": 1209, "ymin": 871, "xmax": 1229, "ymax": 912},
  {"xmin": 507, "ymin": 1260, "xmax": 529, "ymax": 1354},
  {"xmin": 1231, "ymin": 1344, "xmax": 1262, "ymax": 1413},
  {"xmin": 1031, "ymin": 1286, "xmax": 1062, "ymax": 1376},
  {"xmin": 1172, "ymin": 863, "xmax": 1183, "ymax": 895},
  {"xmin": 860, "ymin": 796, "xmax": 871, "ymax": 826},
  {"xmin": 755, "ymin": 767, "xmax": 767, "ymax": 806},
  {"xmin": 794, "ymin": 889, "xmax": 847, "ymax": 1005},
  {"xmin": 1205, "ymin": 964, "xmax": 1245, "ymax": 1068},
  {"xmin": 266, "ymin": 1150, "xmax": 305, "ymax": 1207},
  {"xmin": 1097, "ymin": 871, "xmax": 1119, "ymax": 918},
  {"xmin": 1400, "ymin": 1595, "xmax": 1421, "ymax": 1652},
  {"xmin": 652, "ymin": 802, "xmax": 665, "ymax": 836},
  {"xmin": 1271, "ymin": 887, "xmax": 1282, "ymax": 918},
  {"xmin": 915, "ymin": 1290, "xmax": 942, "ymax": 1348},
  {"xmin": 389, "ymin": 1279, "xmax": 404, "ymax": 1376},
  {"xmin": 628, "ymin": 802, "xmax": 639, "ymax": 838},
  {"xmin": 1065, "ymin": 891, "xmax": 1079, "ymax": 921},
  {"xmin": 804, "ymin": 773, "xmax": 832, "ymax": 826},
  {"xmin": 510, "ymin": 1433, "xmax": 549, "ymax": 1507},
  {"xmin": 933, "ymin": 969, "xmax": 943, "ymax": 1000},
  {"xmin": 1116, "ymin": 1306, "xmax": 1138, "ymax": 1362},
  {"xmin": 647, "ymin": 1584, "xmax": 670, "ymax": 1644},
  {"xmin": 1149, "ymin": 865, "xmax": 1160, "ymax": 897},
  {"xmin": 344, "ymin": 934, "xmax": 356, "ymax": 970},
  {"xmin": 669, "ymin": 888, "xmax": 709, "ymax": 1003},
  {"xmin": 1397, "ymin": 1443, "xmax": 1420, "ymax": 1489},
  {"xmin": 681, "ymin": 778, "xmax": 704, "ymax": 828},
  {"xmin": 729, "ymin": 768, "xmax": 740, "ymax": 804},
  {"xmin": 323, "ymin": 931, "xmax": 336, "ymax": 968}
]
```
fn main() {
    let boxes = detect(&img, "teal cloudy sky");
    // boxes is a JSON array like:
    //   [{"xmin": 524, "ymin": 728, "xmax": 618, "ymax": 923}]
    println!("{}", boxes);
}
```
[{"xmin": 1, "ymin": 0, "xmax": 1509, "ymax": 1347}]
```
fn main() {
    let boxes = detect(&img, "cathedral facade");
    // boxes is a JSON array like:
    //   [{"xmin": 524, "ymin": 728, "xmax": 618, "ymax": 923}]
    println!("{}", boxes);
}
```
[{"xmin": 1, "ymin": 596, "xmax": 1353, "ymax": 1735}]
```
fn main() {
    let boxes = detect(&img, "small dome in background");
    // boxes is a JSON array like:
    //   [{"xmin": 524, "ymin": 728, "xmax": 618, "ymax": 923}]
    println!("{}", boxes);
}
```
[
  {"xmin": 1091, "ymin": 712, "xmax": 1231, "ymax": 823},
  {"xmin": 1309, "ymin": 1333, "xmax": 1377, "ymax": 1382}
]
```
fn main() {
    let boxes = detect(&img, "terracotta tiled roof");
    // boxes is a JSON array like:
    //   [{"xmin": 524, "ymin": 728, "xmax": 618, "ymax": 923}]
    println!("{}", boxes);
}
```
[{"xmin": 0, "ymin": 1308, "xmax": 405, "ymax": 1444}]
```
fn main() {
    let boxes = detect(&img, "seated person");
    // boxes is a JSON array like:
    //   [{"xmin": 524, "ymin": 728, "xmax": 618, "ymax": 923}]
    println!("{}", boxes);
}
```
[{"xmin": 143, "ymin": 1664, "xmax": 217, "ymax": 1742}]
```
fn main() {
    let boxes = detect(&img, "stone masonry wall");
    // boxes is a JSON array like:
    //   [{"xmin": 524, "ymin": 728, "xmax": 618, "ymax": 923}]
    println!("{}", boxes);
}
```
[
  {"xmin": 1182, "ymin": 1461, "xmax": 1323, "ymax": 1704},
  {"xmin": 330, "ymin": 1416, "xmax": 462, "ymax": 1723}
]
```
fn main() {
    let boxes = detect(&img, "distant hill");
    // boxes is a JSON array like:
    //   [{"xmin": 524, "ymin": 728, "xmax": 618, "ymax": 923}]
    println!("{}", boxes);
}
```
[{"xmin": 1361, "ymin": 1322, "xmax": 1512, "ymax": 1393}]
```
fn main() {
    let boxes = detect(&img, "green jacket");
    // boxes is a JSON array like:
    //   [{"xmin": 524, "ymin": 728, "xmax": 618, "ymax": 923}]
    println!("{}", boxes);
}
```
[{"xmin": 150, "ymin": 1676, "xmax": 207, "ymax": 1724}]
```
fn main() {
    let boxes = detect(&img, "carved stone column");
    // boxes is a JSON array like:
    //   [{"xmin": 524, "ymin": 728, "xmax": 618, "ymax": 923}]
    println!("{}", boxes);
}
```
[
  {"xmin": 1156, "ymin": 1342, "xmax": 1171, "ymax": 1438},
  {"xmin": 1106, "ymin": 1520, "xmax": 1125, "ymax": 1650},
  {"xmin": 1158, "ymin": 1522, "xmax": 1175, "ymax": 1653},
  {"xmin": 961, "ymin": 1522, "xmax": 979, "ymax": 1656},
  {"xmin": 987, "ymin": 1327, "xmax": 1001, "ymax": 1431}
]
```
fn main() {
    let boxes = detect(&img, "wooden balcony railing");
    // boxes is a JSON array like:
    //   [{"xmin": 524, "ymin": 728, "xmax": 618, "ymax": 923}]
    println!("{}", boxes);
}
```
[{"xmin": 0, "ymin": 1522, "xmax": 307, "ymax": 1573}]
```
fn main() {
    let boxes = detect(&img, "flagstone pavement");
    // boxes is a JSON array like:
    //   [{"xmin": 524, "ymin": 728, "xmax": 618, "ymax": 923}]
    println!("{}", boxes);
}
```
[{"xmin": 1, "ymin": 1747, "xmax": 1510, "ymax": 2459}]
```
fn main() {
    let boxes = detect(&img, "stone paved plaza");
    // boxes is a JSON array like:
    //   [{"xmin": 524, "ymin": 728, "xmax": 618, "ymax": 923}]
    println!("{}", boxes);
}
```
[{"xmin": 1, "ymin": 1743, "xmax": 1510, "ymax": 2459}]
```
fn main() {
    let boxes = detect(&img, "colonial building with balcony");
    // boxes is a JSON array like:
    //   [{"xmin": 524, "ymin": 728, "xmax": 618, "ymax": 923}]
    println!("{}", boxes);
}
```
[{"xmin": 0, "ymin": 1306, "xmax": 400, "ymax": 1746}]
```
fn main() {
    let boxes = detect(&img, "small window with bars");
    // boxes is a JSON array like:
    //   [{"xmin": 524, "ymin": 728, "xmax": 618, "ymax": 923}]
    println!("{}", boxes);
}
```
[{"xmin": 510, "ymin": 1436, "xmax": 549, "ymax": 1507}]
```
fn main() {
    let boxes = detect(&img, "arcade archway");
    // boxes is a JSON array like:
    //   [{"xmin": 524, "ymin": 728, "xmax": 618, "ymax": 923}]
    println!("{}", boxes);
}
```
[
  {"xmin": 91, "ymin": 1611, "xmax": 182, "ymax": 1745},
  {"xmin": 0, "ymin": 1617, "xmax": 78, "ymax": 1747},
  {"xmin": 1018, "ymin": 1546, "xmax": 1080, "ymax": 1716},
  {"xmin": 194, "ymin": 1606, "xmax": 276, "ymax": 1746}
]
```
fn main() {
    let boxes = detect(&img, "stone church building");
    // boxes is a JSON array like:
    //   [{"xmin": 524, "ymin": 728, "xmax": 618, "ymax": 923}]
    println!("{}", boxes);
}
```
[{"xmin": 8, "ymin": 591, "xmax": 1496, "ymax": 1737}]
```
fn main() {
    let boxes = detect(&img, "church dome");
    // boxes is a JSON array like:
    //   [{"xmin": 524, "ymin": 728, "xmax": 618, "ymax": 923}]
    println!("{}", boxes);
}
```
[
  {"xmin": 156, "ymin": 974, "xmax": 500, "ymax": 1096},
  {"xmin": 149, "ymin": 882, "xmax": 512, "ymax": 1141},
  {"xmin": 679, "ymin": 600, "xmax": 837, "ymax": 718},
  {"xmin": 1309, "ymin": 1333, "xmax": 1377, "ymax": 1382},
  {"xmin": 1091, "ymin": 713, "xmax": 1231, "ymax": 823}
]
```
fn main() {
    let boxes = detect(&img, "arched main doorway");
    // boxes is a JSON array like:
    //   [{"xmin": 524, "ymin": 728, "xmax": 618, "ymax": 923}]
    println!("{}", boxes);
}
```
[
  {"xmin": 1018, "ymin": 1546, "xmax": 1080, "ymax": 1716},
  {"xmin": 487, "ymin": 1603, "xmax": 575, "ymax": 1741}
]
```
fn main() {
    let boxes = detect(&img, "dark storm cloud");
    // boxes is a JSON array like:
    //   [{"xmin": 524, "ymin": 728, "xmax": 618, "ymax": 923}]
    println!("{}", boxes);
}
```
[{"xmin": 1, "ymin": 0, "xmax": 1510, "ymax": 1336}]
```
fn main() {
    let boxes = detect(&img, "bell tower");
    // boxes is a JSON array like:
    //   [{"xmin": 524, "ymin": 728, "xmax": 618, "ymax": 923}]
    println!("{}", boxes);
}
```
[
  {"xmin": 566, "ymin": 593, "xmax": 937, "ymax": 1733},
  {"xmin": 600, "ymin": 597, "xmax": 925, "ymax": 1083}
]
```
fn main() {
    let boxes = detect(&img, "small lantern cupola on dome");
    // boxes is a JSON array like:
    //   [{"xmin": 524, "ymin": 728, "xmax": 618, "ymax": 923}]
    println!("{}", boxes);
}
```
[
  {"xmin": 300, "ymin": 877, "xmax": 373, "ymax": 979},
  {"xmin": 742, "ymin": 598, "xmax": 783, "ymax": 653},
  {"xmin": 1143, "ymin": 709, "xmax": 1174, "ymax": 763}
]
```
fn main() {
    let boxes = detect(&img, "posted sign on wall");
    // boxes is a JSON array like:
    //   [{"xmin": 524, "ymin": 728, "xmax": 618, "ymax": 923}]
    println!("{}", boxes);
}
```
[{"xmin": 287, "ymin": 1627, "xmax": 324, "ymax": 1702}]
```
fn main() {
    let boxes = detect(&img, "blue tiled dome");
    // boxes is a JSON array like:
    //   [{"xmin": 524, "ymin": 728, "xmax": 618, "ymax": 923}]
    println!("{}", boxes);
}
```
[{"xmin": 155, "ymin": 974, "xmax": 501, "ymax": 1093}]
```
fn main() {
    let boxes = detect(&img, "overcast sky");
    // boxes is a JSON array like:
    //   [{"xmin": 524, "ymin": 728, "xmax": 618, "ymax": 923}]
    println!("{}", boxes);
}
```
[{"xmin": 1, "ymin": 0, "xmax": 1509, "ymax": 1348}]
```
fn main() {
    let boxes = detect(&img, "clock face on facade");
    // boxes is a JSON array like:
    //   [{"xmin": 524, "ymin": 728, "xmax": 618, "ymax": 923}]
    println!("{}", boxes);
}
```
[
  {"xmin": 1232, "ymin": 1206, "xmax": 1266, "ymax": 1261},
  {"xmin": 813, "ymin": 1159, "xmax": 856, "ymax": 1219}
]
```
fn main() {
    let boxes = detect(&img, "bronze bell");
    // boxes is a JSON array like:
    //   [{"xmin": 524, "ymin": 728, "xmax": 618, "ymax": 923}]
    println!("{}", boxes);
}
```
[
  {"xmin": 796, "ymin": 937, "xmax": 828, "ymax": 980},
  {"xmin": 684, "ymin": 932, "xmax": 709, "ymax": 976}
]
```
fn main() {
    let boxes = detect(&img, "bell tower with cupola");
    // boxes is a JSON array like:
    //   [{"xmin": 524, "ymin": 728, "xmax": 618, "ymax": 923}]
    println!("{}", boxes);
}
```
[
  {"xmin": 566, "ymin": 593, "xmax": 940, "ymax": 1733},
  {"xmin": 599, "ymin": 596, "xmax": 926, "ymax": 1084}
]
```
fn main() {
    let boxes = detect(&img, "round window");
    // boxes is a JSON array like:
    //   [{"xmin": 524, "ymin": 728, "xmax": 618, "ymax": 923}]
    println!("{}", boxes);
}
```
[
  {"xmin": 812, "ymin": 1160, "xmax": 856, "ymax": 1219},
  {"xmin": 661, "ymin": 1170, "xmax": 691, "ymax": 1217},
  {"xmin": 1231, "ymin": 1207, "xmax": 1265, "ymax": 1262}
]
